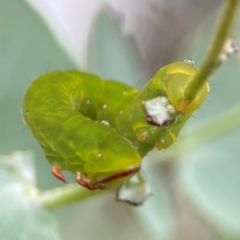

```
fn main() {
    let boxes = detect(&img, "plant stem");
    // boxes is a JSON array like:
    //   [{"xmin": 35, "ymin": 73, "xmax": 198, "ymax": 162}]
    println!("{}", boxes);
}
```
[
  {"xmin": 184, "ymin": 0, "xmax": 239, "ymax": 101},
  {"xmin": 38, "ymin": 184, "xmax": 105, "ymax": 210}
]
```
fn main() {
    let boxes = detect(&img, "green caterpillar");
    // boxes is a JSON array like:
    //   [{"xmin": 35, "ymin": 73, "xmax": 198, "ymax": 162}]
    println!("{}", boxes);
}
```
[{"xmin": 22, "ymin": 61, "xmax": 209, "ymax": 190}]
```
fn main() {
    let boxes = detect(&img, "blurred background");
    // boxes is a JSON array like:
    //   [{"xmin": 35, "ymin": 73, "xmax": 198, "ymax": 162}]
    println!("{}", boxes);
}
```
[{"xmin": 0, "ymin": 0, "xmax": 240, "ymax": 239}]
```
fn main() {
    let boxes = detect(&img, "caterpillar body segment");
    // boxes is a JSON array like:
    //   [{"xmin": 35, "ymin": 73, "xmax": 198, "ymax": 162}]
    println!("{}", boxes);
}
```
[{"xmin": 22, "ymin": 71, "xmax": 141, "ymax": 190}]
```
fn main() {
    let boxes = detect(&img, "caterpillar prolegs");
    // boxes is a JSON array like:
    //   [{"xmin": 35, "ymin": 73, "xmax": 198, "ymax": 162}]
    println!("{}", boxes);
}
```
[{"xmin": 22, "ymin": 62, "xmax": 209, "ymax": 190}]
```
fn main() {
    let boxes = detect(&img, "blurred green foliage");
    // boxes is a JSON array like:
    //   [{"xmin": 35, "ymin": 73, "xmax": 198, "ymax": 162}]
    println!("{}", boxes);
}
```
[
  {"xmin": 175, "ymin": 28, "xmax": 240, "ymax": 239},
  {"xmin": 0, "ymin": 0, "xmax": 77, "ymax": 189},
  {"xmin": 0, "ymin": 151, "xmax": 61, "ymax": 240}
]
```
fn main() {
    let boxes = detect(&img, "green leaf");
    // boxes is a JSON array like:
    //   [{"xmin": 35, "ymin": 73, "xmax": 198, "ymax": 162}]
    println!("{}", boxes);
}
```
[
  {"xmin": 0, "ymin": 151, "xmax": 61, "ymax": 240},
  {"xmin": 133, "ymin": 163, "xmax": 176, "ymax": 240},
  {"xmin": 0, "ymin": 0, "xmax": 77, "ymax": 188},
  {"xmin": 177, "ymin": 131, "xmax": 240, "ymax": 239},
  {"xmin": 87, "ymin": 7, "xmax": 149, "ymax": 88}
]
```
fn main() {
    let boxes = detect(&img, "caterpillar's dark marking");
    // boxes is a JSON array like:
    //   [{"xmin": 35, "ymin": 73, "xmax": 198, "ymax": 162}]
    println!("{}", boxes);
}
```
[{"xmin": 22, "ymin": 62, "xmax": 209, "ymax": 190}]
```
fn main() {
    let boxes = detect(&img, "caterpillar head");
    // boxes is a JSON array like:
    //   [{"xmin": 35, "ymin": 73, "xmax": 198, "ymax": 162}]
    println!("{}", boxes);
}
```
[
  {"xmin": 141, "ymin": 61, "xmax": 209, "ymax": 128},
  {"xmin": 160, "ymin": 61, "xmax": 210, "ymax": 114},
  {"xmin": 139, "ymin": 61, "xmax": 210, "ymax": 151}
]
